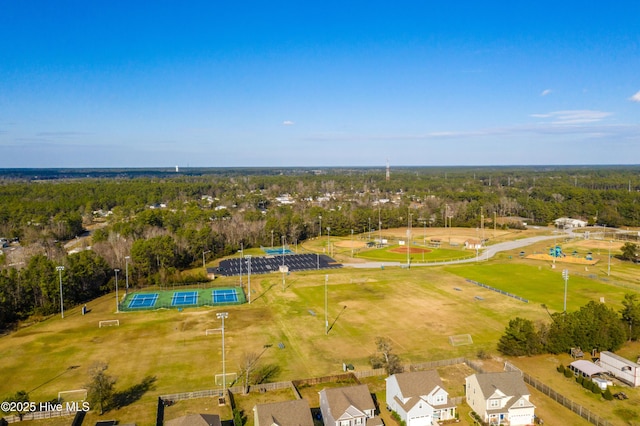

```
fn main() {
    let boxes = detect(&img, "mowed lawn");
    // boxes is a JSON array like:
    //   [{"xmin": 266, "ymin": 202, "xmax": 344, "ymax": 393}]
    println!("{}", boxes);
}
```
[
  {"xmin": 445, "ymin": 261, "xmax": 634, "ymax": 313},
  {"xmin": 355, "ymin": 244, "xmax": 472, "ymax": 262},
  {"xmin": 1, "ymin": 258, "xmax": 638, "ymax": 425}
]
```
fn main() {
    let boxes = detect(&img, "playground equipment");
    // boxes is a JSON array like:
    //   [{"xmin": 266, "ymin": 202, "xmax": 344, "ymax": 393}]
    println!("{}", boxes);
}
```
[{"xmin": 549, "ymin": 245, "xmax": 565, "ymax": 258}]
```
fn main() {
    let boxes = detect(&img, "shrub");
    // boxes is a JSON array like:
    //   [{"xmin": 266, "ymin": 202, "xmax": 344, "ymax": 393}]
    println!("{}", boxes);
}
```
[
  {"xmin": 563, "ymin": 368, "xmax": 573, "ymax": 378},
  {"xmin": 603, "ymin": 387, "xmax": 613, "ymax": 400},
  {"xmin": 557, "ymin": 364, "xmax": 565, "ymax": 374}
]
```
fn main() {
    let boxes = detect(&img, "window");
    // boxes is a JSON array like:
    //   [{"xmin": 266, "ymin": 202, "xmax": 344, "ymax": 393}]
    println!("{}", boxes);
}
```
[
  {"xmin": 340, "ymin": 421, "xmax": 350, "ymax": 426},
  {"xmin": 489, "ymin": 399, "xmax": 500, "ymax": 408},
  {"xmin": 435, "ymin": 394, "xmax": 446, "ymax": 404}
]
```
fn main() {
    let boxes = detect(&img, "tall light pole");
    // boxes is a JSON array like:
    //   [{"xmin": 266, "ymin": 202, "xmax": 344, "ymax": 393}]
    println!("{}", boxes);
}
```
[
  {"xmin": 271, "ymin": 230, "xmax": 274, "ymax": 248},
  {"xmin": 608, "ymin": 241, "xmax": 612, "ymax": 276},
  {"xmin": 368, "ymin": 217, "xmax": 371, "ymax": 241},
  {"xmin": 216, "ymin": 312, "xmax": 229, "ymax": 398},
  {"xmin": 239, "ymin": 243, "xmax": 243, "ymax": 287},
  {"xmin": 244, "ymin": 255, "xmax": 252, "ymax": 304},
  {"xmin": 407, "ymin": 211, "xmax": 412, "ymax": 268},
  {"xmin": 318, "ymin": 215, "xmax": 322, "ymax": 238},
  {"xmin": 202, "ymin": 250, "xmax": 210, "ymax": 270},
  {"xmin": 125, "ymin": 256, "xmax": 130, "ymax": 295},
  {"xmin": 351, "ymin": 229, "xmax": 354, "ymax": 258},
  {"xmin": 114, "ymin": 269, "xmax": 120, "ymax": 313},
  {"xmin": 562, "ymin": 269, "xmax": 569, "ymax": 313},
  {"xmin": 324, "ymin": 275, "xmax": 329, "ymax": 335},
  {"xmin": 326, "ymin": 227, "xmax": 331, "ymax": 256},
  {"xmin": 56, "ymin": 266, "xmax": 65, "ymax": 319},
  {"xmin": 281, "ymin": 235, "xmax": 286, "ymax": 291}
]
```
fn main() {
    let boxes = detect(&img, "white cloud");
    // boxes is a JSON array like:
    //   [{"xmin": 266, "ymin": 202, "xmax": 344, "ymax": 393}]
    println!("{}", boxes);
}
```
[
  {"xmin": 282, "ymin": 120, "xmax": 295, "ymax": 126},
  {"xmin": 530, "ymin": 110, "xmax": 612, "ymax": 125},
  {"xmin": 630, "ymin": 91, "xmax": 640, "ymax": 102},
  {"xmin": 540, "ymin": 89, "xmax": 552, "ymax": 96}
]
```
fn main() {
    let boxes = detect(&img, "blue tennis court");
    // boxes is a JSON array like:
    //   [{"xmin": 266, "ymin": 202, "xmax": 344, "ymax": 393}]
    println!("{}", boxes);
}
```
[
  {"xmin": 172, "ymin": 291, "xmax": 198, "ymax": 306},
  {"xmin": 128, "ymin": 293, "xmax": 159, "ymax": 308},
  {"xmin": 263, "ymin": 246, "xmax": 294, "ymax": 255},
  {"xmin": 213, "ymin": 289, "xmax": 238, "ymax": 303}
]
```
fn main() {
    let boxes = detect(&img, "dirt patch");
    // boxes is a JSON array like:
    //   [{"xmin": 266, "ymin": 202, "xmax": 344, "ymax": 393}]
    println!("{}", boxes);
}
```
[
  {"xmin": 335, "ymin": 240, "xmax": 367, "ymax": 248},
  {"xmin": 388, "ymin": 247, "xmax": 432, "ymax": 254},
  {"xmin": 526, "ymin": 253, "xmax": 599, "ymax": 265}
]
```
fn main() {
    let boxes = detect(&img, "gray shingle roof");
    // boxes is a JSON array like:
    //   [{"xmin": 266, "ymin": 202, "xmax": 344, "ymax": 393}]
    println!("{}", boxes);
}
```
[
  {"xmin": 320, "ymin": 384, "xmax": 375, "ymax": 418},
  {"xmin": 254, "ymin": 399, "xmax": 314, "ymax": 426}
]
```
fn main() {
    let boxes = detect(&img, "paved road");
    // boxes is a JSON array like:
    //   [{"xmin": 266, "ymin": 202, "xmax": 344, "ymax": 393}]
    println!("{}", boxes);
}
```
[{"xmin": 344, "ymin": 233, "xmax": 565, "ymax": 269}]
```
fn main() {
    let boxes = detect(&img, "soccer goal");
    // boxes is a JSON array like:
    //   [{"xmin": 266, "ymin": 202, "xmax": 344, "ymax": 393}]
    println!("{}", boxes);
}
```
[
  {"xmin": 449, "ymin": 334, "xmax": 473, "ymax": 346},
  {"xmin": 99, "ymin": 319, "xmax": 120, "ymax": 328},
  {"xmin": 205, "ymin": 328, "xmax": 221, "ymax": 336},
  {"xmin": 214, "ymin": 373, "xmax": 237, "ymax": 387},
  {"xmin": 58, "ymin": 389, "xmax": 87, "ymax": 403}
]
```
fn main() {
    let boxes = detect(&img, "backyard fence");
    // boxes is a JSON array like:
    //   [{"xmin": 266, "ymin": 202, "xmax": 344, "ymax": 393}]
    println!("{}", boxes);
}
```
[{"xmin": 503, "ymin": 361, "xmax": 612, "ymax": 426}]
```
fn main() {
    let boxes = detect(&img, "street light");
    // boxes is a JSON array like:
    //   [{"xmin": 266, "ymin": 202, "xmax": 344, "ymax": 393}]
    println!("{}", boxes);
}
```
[
  {"xmin": 56, "ymin": 266, "xmax": 65, "ymax": 318},
  {"xmin": 244, "ymin": 255, "xmax": 252, "ymax": 303},
  {"xmin": 608, "ymin": 240, "xmax": 612, "ymax": 276},
  {"xmin": 351, "ymin": 229, "xmax": 354, "ymax": 258},
  {"xmin": 125, "ymin": 256, "xmax": 130, "ymax": 295},
  {"xmin": 325, "ymin": 275, "xmax": 329, "ymax": 335},
  {"xmin": 319, "ymin": 215, "xmax": 322, "ymax": 238},
  {"xmin": 326, "ymin": 227, "xmax": 331, "ymax": 256},
  {"xmin": 281, "ymin": 235, "xmax": 286, "ymax": 291},
  {"xmin": 216, "ymin": 312, "xmax": 229, "ymax": 398},
  {"xmin": 203, "ymin": 250, "xmax": 211, "ymax": 270},
  {"xmin": 562, "ymin": 269, "xmax": 569, "ymax": 313},
  {"xmin": 271, "ymin": 230, "xmax": 274, "ymax": 248},
  {"xmin": 114, "ymin": 269, "xmax": 120, "ymax": 313}
]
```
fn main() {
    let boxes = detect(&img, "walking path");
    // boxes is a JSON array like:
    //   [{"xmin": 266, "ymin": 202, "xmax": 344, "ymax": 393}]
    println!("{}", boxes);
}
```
[{"xmin": 344, "ymin": 232, "xmax": 567, "ymax": 269}]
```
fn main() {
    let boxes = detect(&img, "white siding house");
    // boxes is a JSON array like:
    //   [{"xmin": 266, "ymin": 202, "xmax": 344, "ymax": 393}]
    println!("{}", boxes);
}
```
[
  {"xmin": 465, "ymin": 372, "xmax": 535, "ymax": 426},
  {"xmin": 599, "ymin": 351, "xmax": 640, "ymax": 387},
  {"xmin": 386, "ymin": 370, "xmax": 457, "ymax": 426},
  {"xmin": 319, "ymin": 384, "xmax": 383, "ymax": 426}
]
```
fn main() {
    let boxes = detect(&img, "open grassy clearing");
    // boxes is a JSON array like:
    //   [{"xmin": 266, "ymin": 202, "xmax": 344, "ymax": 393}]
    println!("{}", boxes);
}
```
[{"xmin": 2, "ymin": 227, "xmax": 638, "ymax": 425}]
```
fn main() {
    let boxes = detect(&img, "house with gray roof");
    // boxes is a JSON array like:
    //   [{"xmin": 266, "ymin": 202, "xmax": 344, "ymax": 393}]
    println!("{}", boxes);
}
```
[
  {"xmin": 253, "ymin": 398, "xmax": 314, "ymax": 426},
  {"xmin": 165, "ymin": 413, "xmax": 221, "ymax": 426},
  {"xmin": 319, "ymin": 384, "xmax": 383, "ymax": 426},
  {"xmin": 465, "ymin": 371, "xmax": 535, "ymax": 426},
  {"xmin": 386, "ymin": 370, "xmax": 457, "ymax": 426}
]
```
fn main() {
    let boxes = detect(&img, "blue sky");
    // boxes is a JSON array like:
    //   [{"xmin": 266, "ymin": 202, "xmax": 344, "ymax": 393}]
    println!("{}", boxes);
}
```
[{"xmin": 1, "ymin": 1, "xmax": 639, "ymax": 167}]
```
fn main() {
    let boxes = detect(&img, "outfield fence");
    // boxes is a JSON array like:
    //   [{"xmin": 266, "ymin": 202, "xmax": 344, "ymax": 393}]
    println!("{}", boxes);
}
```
[{"xmin": 466, "ymin": 279, "xmax": 529, "ymax": 303}]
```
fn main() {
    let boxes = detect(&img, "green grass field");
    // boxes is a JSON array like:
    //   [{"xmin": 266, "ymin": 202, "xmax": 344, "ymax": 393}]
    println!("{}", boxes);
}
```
[
  {"xmin": 355, "ymin": 244, "xmax": 474, "ymax": 262},
  {"xmin": 1, "ymin": 232, "xmax": 639, "ymax": 425}
]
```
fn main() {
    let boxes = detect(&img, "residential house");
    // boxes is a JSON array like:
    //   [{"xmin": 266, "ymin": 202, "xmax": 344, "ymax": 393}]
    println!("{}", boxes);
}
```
[
  {"xmin": 319, "ymin": 384, "xmax": 383, "ymax": 426},
  {"xmin": 253, "ymin": 399, "xmax": 314, "ymax": 426},
  {"xmin": 165, "ymin": 413, "xmax": 221, "ymax": 426},
  {"xmin": 386, "ymin": 370, "xmax": 457, "ymax": 426},
  {"xmin": 465, "ymin": 371, "xmax": 535, "ymax": 426}
]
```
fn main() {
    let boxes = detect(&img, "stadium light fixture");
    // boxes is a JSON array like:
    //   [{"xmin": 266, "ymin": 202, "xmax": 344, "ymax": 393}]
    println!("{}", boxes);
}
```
[
  {"xmin": 125, "ymin": 256, "xmax": 130, "ymax": 295},
  {"xmin": 216, "ymin": 312, "xmax": 229, "ymax": 398},
  {"xmin": 244, "ymin": 255, "xmax": 252, "ymax": 304},
  {"xmin": 203, "ymin": 250, "xmax": 211, "ymax": 270},
  {"xmin": 114, "ymin": 269, "xmax": 120, "ymax": 313},
  {"xmin": 562, "ymin": 269, "xmax": 569, "ymax": 313},
  {"xmin": 56, "ymin": 266, "xmax": 65, "ymax": 318}
]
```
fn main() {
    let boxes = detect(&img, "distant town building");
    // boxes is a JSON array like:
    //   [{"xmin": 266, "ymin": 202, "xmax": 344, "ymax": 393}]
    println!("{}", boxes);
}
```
[{"xmin": 554, "ymin": 217, "xmax": 588, "ymax": 228}]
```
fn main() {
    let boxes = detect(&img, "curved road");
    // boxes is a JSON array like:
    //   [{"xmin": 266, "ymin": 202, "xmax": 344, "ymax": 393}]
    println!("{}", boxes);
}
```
[{"xmin": 344, "ymin": 233, "xmax": 566, "ymax": 269}]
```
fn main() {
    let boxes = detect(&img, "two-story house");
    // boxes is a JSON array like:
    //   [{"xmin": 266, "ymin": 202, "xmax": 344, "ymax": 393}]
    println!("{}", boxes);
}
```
[
  {"xmin": 253, "ymin": 399, "xmax": 314, "ymax": 426},
  {"xmin": 386, "ymin": 370, "xmax": 457, "ymax": 426},
  {"xmin": 319, "ymin": 384, "xmax": 383, "ymax": 426},
  {"xmin": 465, "ymin": 371, "xmax": 535, "ymax": 426}
]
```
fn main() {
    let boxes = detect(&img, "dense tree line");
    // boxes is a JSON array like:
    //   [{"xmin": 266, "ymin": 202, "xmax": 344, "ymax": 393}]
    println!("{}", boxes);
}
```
[
  {"xmin": 1, "ymin": 167, "xmax": 640, "ymax": 327},
  {"xmin": 0, "ymin": 251, "xmax": 112, "ymax": 329},
  {"xmin": 497, "ymin": 295, "xmax": 640, "ymax": 357}
]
